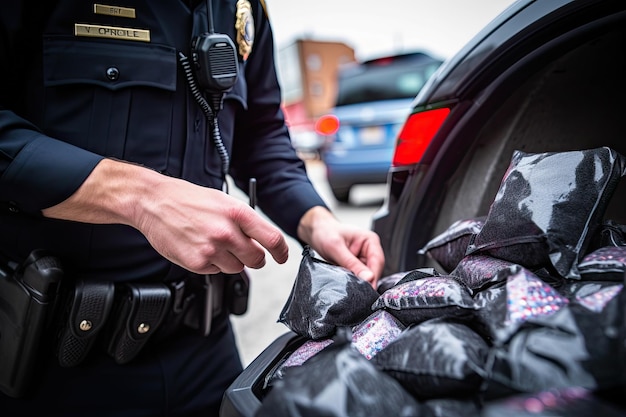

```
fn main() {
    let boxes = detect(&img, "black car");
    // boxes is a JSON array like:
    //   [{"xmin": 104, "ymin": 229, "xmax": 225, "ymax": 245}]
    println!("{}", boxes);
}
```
[
  {"xmin": 221, "ymin": 1, "xmax": 626, "ymax": 415},
  {"xmin": 372, "ymin": 0, "xmax": 626, "ymax": 276}
]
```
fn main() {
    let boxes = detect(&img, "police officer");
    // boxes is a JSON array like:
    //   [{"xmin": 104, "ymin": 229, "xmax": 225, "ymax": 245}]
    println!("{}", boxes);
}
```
[{"xmin": 0, "ymin": 0, "xmax": 384, "ymax": 416}]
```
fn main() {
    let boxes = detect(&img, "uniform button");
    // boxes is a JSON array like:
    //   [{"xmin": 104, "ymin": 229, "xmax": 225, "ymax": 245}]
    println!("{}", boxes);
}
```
[{"xmin": 106, "ymin": 66, "xmax": 120, "ymax": 81}]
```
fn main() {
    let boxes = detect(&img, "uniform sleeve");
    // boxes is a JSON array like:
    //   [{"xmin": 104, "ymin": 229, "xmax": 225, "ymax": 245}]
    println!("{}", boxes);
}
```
[
  {"xmin": 229, "ymin": 0, "xmax": 328, "ymax": 239},
  {"xmin": 0, "ymin": 5, "xmax": 104, "ymax": 215}
]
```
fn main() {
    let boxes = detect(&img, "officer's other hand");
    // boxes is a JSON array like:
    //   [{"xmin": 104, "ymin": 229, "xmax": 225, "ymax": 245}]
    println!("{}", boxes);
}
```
[
  {"xmin": 296, "ymin": 206, "xmax": 384, "ymax": 288},
  {"xmin": 42, "ymin": 159, "xmax": 289, "ymax": 274}
]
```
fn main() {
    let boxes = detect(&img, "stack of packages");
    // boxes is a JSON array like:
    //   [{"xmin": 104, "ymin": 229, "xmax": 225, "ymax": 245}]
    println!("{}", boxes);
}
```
[{"xmin": 256, "ymin": 147, "xmax": 626, "ymax": 417}]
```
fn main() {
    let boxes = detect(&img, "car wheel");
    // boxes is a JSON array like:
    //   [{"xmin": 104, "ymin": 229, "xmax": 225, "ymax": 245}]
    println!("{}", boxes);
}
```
[{"xmin": 331, "ymin": 186, "xmax": 351, "ymax": 203}]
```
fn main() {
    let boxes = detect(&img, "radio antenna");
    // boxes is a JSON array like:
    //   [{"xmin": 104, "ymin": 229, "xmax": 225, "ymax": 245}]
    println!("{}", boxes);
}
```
[{"xmin": 206, "ymin": 0, "xmax": 215, "ymax": 34}]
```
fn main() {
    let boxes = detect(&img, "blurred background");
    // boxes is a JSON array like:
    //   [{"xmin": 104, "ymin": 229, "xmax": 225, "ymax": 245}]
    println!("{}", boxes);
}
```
[
  {"xmin": 267, "ymin": 0, "xmax": 515, "ymax": 60},
  {"xmin": 231, "ymin": 0, "xmax": 516, "ymax": 366}
]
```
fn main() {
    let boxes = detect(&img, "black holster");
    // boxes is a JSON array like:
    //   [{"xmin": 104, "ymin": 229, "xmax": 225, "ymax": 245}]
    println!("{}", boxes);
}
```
[{"xmin": 0, "ymin": 250, "xmax": 64, "ymax": 398}]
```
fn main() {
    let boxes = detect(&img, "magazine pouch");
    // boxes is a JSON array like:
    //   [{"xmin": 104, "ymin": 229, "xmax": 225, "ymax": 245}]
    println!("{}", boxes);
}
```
[
  {"xmin": 106, "ymin": 282, "xmax": 171, "ymax": 364},
  {"xmin": 57, "ymin": 279, "xmax": 115, "ymax": 367}
]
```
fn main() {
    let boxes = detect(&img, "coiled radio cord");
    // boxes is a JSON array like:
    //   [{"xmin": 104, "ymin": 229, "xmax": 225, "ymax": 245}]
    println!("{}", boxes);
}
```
[{"xmin": 178, "ymin": 51, "xmax": 230, "ymax": 193}]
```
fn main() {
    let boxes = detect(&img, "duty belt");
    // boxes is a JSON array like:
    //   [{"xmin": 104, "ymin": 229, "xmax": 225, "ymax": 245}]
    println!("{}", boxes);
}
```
[
  {"xmin": 0, "ymin": 250, "xmax": 249, "ymax": 398},
  {"xmin": 56, "ymin": 271, "xmax": 249, "ymax": 367}
]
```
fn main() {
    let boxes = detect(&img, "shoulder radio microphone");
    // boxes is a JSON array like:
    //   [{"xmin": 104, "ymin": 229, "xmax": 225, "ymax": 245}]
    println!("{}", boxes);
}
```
[{"xmin": 191, "ymin": 0, "xmax": 239, "ymax": 102}]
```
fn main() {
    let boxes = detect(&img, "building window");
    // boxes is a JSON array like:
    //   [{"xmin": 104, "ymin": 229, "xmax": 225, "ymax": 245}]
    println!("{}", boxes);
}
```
[
  {"xmin": 309, "ymin": 81, "xmax": 323, "ymax": 97},
  {"xmin": 306, "ymin": 53, "xmax": 322, "ymax": 72}
]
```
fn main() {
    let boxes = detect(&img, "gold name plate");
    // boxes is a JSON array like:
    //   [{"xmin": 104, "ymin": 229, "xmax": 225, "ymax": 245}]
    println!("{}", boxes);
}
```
[
  {"xmin": 75, "ymin": 23, "xmax": 150, "ymax": 42},
  {"xmin": 94, "ymin": 4, "xmax": 136, "ymax": 18}
]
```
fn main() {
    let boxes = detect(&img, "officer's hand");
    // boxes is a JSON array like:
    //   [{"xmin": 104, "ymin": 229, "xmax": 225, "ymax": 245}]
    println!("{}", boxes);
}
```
[
  {"xmin": 297, "ymin": 206, "xmax": 384, "ymax": 288},
  {"xmin": 42, "ymin": 159, "xmax": 289, "ymax": 274},
  {"xmin": 136, "ymin": 177, "xmax": 289, "ymax": 274}
]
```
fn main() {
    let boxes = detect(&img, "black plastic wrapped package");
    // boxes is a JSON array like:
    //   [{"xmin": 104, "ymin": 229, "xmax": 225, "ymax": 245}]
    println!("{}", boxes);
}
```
[
  {"xmin": 568, "ymin": 281, "xmax": 625, "ymax": 391},
  {"xmin": 450, "ymin": 255, "xmax": 518, "ymax": 291},
  {"xmin": 485, "ymin": 280, "xmax": 626, "ymax": 399},
  {"xmin": 283, "ymin": 339, "xmax": 334, "ymax": 367},
  {"xmin": 578, "ymin": 246, "xmax": 626, "ymax": 281},
  {"xmin": 377, "ymin": 268, "xmax": 439, "ymax": 295},
  {"xmin": 279, "ymin": 247, "xmax": 380, "ymax": 340},
  {"xmin": 351, "ymin": 310, "xmax": 405, "ymax": 360},
  {"xmin": 561, "ymin": 280, "xmax": 623, "ymax": 313},
  {"xmin": 419, "ymin": 217, "xmax": 485, "ymax": 273},
  {"xmin": 467, "ymin": 147, "xmax": 626, "ymax": 279},
  {"xmin": 266, "ymin": 338, "xmax": 334, "ymax": 385},
  {"xmin": 256, "ymin": 329, "xmax": 427, "ymax": 417},
  {"xmin": 371, "ymin": 274, "xmax": 477, "ymax": 327},
  {"xmin": 473, "ymin": 265, "xmax": 569, "ymax": 344},
  {"xmin": 482, "ymin": 387, "xmax": 626, "ymax": 417},
  {"xmin": 372, "ymin": 318, "xmax": 490, "ymax": 400},
  {"xmin": 423, "ymin": 397, "xmax": 482, "ymax": 417},
  {"xmin": 588, "ymin": 220, "xmax": 626, "ymax": 251},
  {"xmin": 484, "ymin": 307, "xmax": 596, "ymax": 399},
  {"xmin": 376, "ymin": 270, "xmax": 408, "ymax": 294}
]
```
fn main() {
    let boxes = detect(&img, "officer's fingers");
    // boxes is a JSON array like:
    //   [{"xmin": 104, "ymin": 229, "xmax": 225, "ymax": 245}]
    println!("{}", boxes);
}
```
[
  {"xmin": 204, "ymin": 264, "xmax": 222, "ymax": 275},
  {"xmin": 209, "ymin": 251, "xmax": 247, "ymax": 274},
  {"xmin": 184, "ymin": 237, "xmax": 255, "ymax": 274},
  {"xmin": 329, "ymin": 245, "xmax": 376, "ymax": 284},
  {"xmin": 361, "ymin": 240, "xmax": 385, "ymax": 282},
  {"xmin": 225, "ymin": 237, "xmax": 267, "ymax": 270},
  {"xmin": 171, "ymin": 242, "xmax": 247, "ymax": 275},
  {"xmin": 235, "ymin": 209, "xmax": 289, "ymax": 265}
]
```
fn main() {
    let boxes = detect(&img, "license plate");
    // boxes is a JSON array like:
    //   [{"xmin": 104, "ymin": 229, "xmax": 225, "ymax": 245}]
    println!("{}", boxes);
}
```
[{"xmin": 359, "ymin": 126, "xmax": 385, "ymax": 145}]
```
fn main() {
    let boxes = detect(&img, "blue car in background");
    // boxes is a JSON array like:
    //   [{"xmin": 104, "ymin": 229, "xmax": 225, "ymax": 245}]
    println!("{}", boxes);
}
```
[{"xmin": 316, "ymin": 52, "xmax": 442, "ymax": 203}]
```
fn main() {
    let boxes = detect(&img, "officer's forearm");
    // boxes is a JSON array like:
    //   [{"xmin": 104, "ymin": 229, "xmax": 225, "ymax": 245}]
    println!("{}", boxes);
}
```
[{"xmin": 41, "ymin": 158, "xmax": 162, "ymax": 227}]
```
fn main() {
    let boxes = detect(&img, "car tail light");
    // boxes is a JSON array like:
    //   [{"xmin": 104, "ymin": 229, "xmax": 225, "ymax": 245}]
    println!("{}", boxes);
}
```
[
  {"xmin": 315, "ymin": 114, "xmax": 340, "ymax": 136},
  {"xmin": 392, "ymin": 108, "xmax": 450, "ymax": 166}
]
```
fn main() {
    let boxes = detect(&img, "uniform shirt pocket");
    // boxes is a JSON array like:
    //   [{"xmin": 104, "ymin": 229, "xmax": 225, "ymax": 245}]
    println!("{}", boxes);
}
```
[{"xmin": 42, "ymin": 37, "xmax": 178, "ymax": 170}]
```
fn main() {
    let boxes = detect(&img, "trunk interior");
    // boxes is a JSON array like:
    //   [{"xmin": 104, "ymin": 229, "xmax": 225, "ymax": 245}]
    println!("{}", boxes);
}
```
[{"xmin": 424, "ymin": 23, "xmax": 626, "ymax": 272}]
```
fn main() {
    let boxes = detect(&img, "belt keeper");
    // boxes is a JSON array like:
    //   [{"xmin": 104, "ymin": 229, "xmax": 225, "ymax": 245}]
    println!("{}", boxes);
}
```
[
  {"xmin": 170, "ymin": 279, "xmax": 190, "ymax": 314},
  {"xmin": 183, "ymin": 275, "xmax": 223, "ymax": 337}
]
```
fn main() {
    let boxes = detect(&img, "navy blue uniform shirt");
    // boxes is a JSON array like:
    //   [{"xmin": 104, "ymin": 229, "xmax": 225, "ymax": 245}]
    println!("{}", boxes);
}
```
[{"xmin": 0, "ymin": 0, "xmax": 327, "ymax": 281}]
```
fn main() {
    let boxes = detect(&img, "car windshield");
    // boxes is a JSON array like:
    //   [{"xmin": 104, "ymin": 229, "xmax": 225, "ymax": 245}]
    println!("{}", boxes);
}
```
[{"xmin": 335, "ymin": 59, "xmax": 440, "ymax": 107}]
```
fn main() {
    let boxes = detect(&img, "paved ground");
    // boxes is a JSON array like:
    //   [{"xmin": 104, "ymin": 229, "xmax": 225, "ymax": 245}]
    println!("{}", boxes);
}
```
[{"xmin": 229, "ymin": 159, "xmax": 385, "ymax": 366}]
